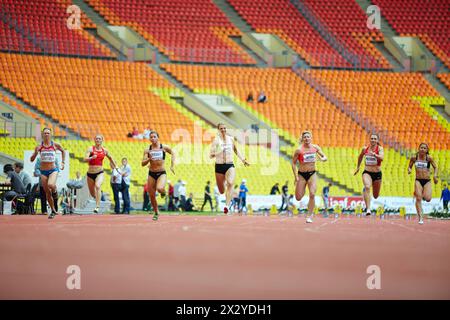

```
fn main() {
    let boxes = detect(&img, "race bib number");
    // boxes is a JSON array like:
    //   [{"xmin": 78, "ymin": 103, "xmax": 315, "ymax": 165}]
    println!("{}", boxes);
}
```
[
  {"xmin": 150, "ymin": 150, "xmax": 164, "ymax": 161},
  {"xmin": 365, "ymin": 155, "xmax": 377, "ymax": 166},
  {"xmin": 303, "ymin": 152, "xmax": 316, "ymax": 163},
  {"xmin": 221, "ymin": 143, "xmax": 232, "ymax": 152},
  {"xmin": 41, "ymin": 150, "xmax": 56, "ymax": 162},
  {"xmin": 415, "ymin": 161, "xmax": 428, "ymax": 169}
]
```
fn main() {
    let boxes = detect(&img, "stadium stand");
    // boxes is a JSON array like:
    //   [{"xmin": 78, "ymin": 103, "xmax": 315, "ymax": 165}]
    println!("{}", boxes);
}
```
[
  {"xmin": 302, "ymin": 0, "xmax": 390, "ymax": 69},
  {"xmin": 372, "ymin": 0, "xmax": 450, "ymax": 68},
  {"xmin": 162, "ymin": 64, "xmax": 368, "ymax": 147},
  {"xmin": 0, "ymin": 0, "xmax": 113, "ymax": 57},
  {"xmin": 227, "ymin": 0, "xmax": 351, "ymax": 67},
  {"xmin": 85, "ymin": 0, "xmax": 255, "ymax": 64}
]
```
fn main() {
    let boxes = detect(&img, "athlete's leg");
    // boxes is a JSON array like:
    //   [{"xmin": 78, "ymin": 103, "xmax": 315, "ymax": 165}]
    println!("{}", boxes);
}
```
[
  {"xmin": 362, "ymin": 173, "xmax": 373, "ymax": 214},
  {"xmin": 414, "ymin": 181, "xmax": 424, "ymax": 222},
  {"xmin": 224, "ymin": 167, "xmax": 236, "ymax": 209},
  {"xmin": 94, "ymin": 173, "xmax": 104, "ymax": 210},
  {"xmin": 306, "ymin": 173, "xmax": 317, "ymax": 219}
]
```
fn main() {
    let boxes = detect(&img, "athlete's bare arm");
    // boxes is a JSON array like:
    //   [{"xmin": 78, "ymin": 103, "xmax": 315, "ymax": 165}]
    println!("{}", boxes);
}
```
[
  {"xmin": 233, "ymin": 138, "xmax": 249, "ymax": 166},
  {"xmin": 104, "ymin": 149, "xmax": 118, "ymax": 170},
  {"xmin": 84, "ymin": 146, "xmax": 95, "ymax": 162},
  {"xmin": 407, "ymin": 156, "xmax": 416, "ymax": 174},
  {"xmin": 314, "ymin": 144, "xmax": 327, "ymax": 162},
  {"xmin": 292, "ymin": 149, "xmax": 300, "ymax": 182},
  {"xmin": 54, "ymin": 143, "xmax": 66, "ymax": 170},
  {"xmin": 429, "ymin": 156, "xmax": 439, "ymax": 184},
  {"xmin": 142, "ymin": 149, "xmax": 151, "ymax": 167},
  {"xmin": 164, "ymin": 145, "xmax": 176, "ymax": 174},
  {"xmin": 30, "ymin": 146, "xmax": 39, "ymax": 162},
  {"xmin": 373, "ymin": 146, "xmax": 384, "ymax": 161},
  {"xmin": 209, "ymin": 139, "xmax": 220, "ymax": 159},
  {"xmin": 354, "ymin": 147, "xmax": 365, "ymax": 175}
]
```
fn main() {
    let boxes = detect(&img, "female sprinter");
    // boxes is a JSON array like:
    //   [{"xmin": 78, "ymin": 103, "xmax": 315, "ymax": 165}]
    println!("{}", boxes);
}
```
[
  {"xmin": 30, "ymin": 128, "xmax": 66, "ymax": 219},
  {"xmin": 354, "ymin": 133, "xmax": 384, "ymax": 216},
  {"xmin": 84, "ymin": 134, "xmax": 118, "ymax": 213},
  {"xmin": 291, "ymin": 131, "xmax": 327, "ymax": 223},
  {"xmin": 141, "ymin": 131, "xmax": 176, "ymax": 221},
  {"xmin": 210, "ymin": 123, "xmax": 249, "ymax": 214},
  {"xmin": 408, "ymin": 143, "xmax": 438, "ymax": 224}
]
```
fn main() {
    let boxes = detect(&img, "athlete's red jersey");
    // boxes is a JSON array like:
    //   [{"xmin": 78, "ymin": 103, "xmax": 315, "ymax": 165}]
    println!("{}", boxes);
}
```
[{"xmin": 89, "ymin": 146, "xmax": 106, "ymax": 166}]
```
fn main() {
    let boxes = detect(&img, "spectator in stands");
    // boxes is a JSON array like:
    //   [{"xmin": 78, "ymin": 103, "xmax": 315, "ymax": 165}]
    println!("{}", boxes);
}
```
[
  {"xmin": 167, "ymin": 180, "xmax": 175, "ymax": 211},
  {"xmin": 110, "ymin": 166, "xmax": 123, "ymax": 214},
  {"xmin": 201, "ymin": 180, "xmax": 213, "ymax": 212},
  {"xmin": 185, "ymin": 193, "xmax": 196, "ymax": 212},
  {"xmin": 119, "ymin": 158, "xmax": 131, "ymax": 214},
  {"xmin": 14, "ymin": 162, "xmax": 32, "ymax": 190},
  {"xmin": 34, "ymin": 156, "xmax": 59, "ymax": 214},
  {"xmin": 440, "ymin": 184, "xmax": 449, "ymax": 212},
  {"xmin": 270, "ymin": 182, "xmax": 280, "ymax": 195},
  {"xmin": 128, "ymin": 127, "xmax": 140, "ymax": 138},
  {"xmin": 231, "ymin": 185, "xmax": 240, "ymax": 212},
  {"xmin": 173, "ymin": 179, "xmax": 182, "ymax": 209},
  {"xmin": 143, "ymin": 182, "xmax": 150, "ymax": 211},
  {"xmin": 250, "ymin": 124, "xmax": 259, "ymax": 133},
  {"xmin": 142, "ymin": 127, "xmax": 152, "ymax": 140},
  {"xmin": 257, "ymin": 90, "xmax": 267, "ymax": 103},
  {"xmin": 279, "ymin": 181, "xmax": 289, "ymax": 212},
  {"xmin": 246, "ymin": 92, "xmax": 254, "ymax": 103},
  {"xmin": 1, "ymin": 164, "xmax": 26, "ymax": 202},
  {"xmin": 178, "ymin": 181, "xmax": 187, "ymax": 211},
  {"xmin": 238, "ymin": 179, "xmax": 249, "ymax": 213},
  {"xmin": 322, "ymin": 183, "xmax": 332, "ymax": 214}
]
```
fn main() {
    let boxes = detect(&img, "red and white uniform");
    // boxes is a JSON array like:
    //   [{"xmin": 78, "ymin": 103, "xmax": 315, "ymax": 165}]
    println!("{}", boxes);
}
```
[
  {"xmin": 39, "ymin": 142, "xmax": 57, "ymax": 163},
  {"xmin": 298, "ymin": 145, "xmax": 317, "ymax": 164},
  {"xmin": 364, "ymin": 145, "xmax": 382, "ymax": 166},
  {"xmin": 89, "ymin": 146, "xmax": 106, "ymax": 166}
]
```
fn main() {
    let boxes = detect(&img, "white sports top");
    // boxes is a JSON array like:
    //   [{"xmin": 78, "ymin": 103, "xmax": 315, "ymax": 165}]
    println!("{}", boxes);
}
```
[{"xmin": 213, "ymin": 134, "xmax": 234, "ymax": 164}]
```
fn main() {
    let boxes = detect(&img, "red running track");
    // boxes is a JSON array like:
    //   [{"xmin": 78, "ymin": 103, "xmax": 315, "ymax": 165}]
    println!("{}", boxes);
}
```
[{"xmin": 0, "ymin": 214, "xmax": 449, "ymax": 299}]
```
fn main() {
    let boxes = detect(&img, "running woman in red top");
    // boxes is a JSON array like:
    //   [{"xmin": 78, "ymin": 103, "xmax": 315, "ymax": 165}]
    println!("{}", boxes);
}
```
[
  {"xmin": 141, "ymin": 131, "xmax": 176, "ymax": 221},
  {"xmin": 354, "ymin": 133, "xmax": 384, "ymax": 216},
  {"xmin": 408, "ymin": 143, "xmax": 438, "ymax": 225},
  {"xmin": 292, "ymin": 131, "xmax": 327, "ymax": 223},
  {"xmin": 30, "ymin": 128, "xmax": 66, "ymax": 219},
  {"xmin": 84, "ymin": 134, "xmax": 118, "ymax": 213}
]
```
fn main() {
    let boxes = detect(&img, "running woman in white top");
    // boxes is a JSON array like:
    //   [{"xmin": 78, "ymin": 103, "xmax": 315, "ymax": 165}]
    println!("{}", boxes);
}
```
[
  {"xmin": 141, "ymin": 131, "xmax": 176, "ymax": 221},
  {"xmin": 291, "ymin": 131, "xmax": 327, "ymax": 223},
  {"xmin": 30, "ymin": 128, "xmax": 66, "ymax": 219},
  {"xmin": 354, "ymin": 133, "xmax": 384, "ymax": 216},
  {"xmin": 210, "ymin": 123, "xmax": 249, "ymax": 214},
  {"xmin": 408, "ymin": 143, "xmax": 438, "ymax": 224}
]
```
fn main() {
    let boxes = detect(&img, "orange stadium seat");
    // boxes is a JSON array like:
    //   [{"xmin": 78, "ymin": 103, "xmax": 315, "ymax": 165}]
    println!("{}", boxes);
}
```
[
  {"xmin": 372, "ymin": 0, "xmax": 449, "ymax": 68},
  {"xmin": 306, "ymin": 70, "xmax": 449, "ymax": 150},
  {"xmin": 0, "ymin": 53, "xmax": 197, "ymax": 141},
  {"xmin": 161, "ymin": 64, "xmax": 368, "ymax": 147},
  {"xmin": 86, "ymin": 0, "xmax": 255, "ymax": 64}
]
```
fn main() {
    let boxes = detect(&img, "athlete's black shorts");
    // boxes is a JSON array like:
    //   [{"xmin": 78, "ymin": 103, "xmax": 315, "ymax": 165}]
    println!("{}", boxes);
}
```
[
  {"xmin": 148, "ymin": 170, "xmax": 166, "ymax": 181},
  {"xmin": 416, "ymin": 179, "xmax": 431, "ymax": 188},
  {"xmin": 87, "ymin": 171, "xmax": 104, "ymax": 181},
  {"xmin": 298, "ymin": 170, "xmax": 316, "ymax": 182},
  {"xmin": 215, "ymin": 163, "xmax": 234, "ymax": 175},
  {"xmin": 363, "ymin": 170, "xmax": 382, "ymax": 181}
]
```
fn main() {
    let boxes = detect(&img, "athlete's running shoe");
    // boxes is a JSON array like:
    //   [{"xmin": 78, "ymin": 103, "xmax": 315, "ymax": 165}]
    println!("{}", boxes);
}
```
[
  {"xmin": 94, "ymin": 207, "xmax": 99, "ymax": 214},
  {"xmin": 224, "ymin": 206, "xmax": 229, "ymax": 214},
  {"xmin": 153, "ymin": 213, "xmax": 159, "ymax": 221},
  {"xmin": 306, "ymin": 217, "xmax": 313, "ymax": 223}
]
